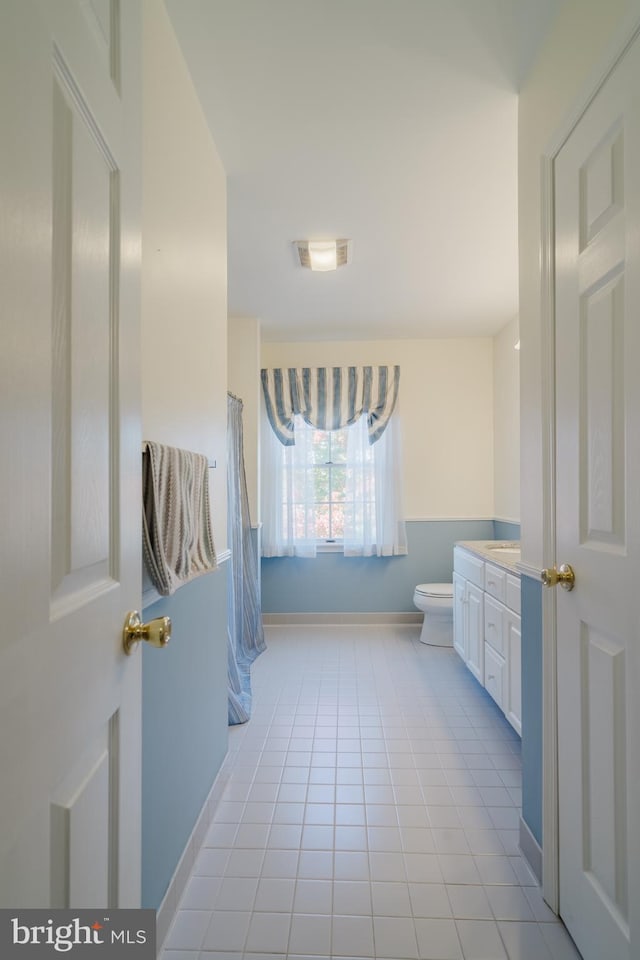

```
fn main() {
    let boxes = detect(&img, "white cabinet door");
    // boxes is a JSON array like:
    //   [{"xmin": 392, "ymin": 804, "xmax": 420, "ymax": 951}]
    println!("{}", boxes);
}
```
[
  {"xmin": 505, "ymin": 611, "xmax": 521, "ymax": 735},
  {"xmin": 466, "ymin": 582, "xmax": 484, "ymax": 684},
  {"xmin": 452, "ymin": 573, "xmax": 467, "ymax": 662}
]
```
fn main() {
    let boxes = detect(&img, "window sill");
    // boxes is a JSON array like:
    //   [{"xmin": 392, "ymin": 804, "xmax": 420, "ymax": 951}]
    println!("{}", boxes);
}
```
[{"xmin": 317, "ymin": 542, "xmax": 344, "ymax": 553}]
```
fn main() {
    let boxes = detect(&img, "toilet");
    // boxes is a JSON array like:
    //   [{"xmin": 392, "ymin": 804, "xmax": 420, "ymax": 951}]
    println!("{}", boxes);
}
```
[{"xmin": 413, "ymin": 582, "xmax": 454, "ymax": 646}]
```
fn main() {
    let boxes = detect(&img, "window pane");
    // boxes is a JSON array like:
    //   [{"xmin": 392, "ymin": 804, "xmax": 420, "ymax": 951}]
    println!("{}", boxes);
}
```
[
  {"xmin": 331, "ymin": 503, "xmax": 345, "ymax": 539},
  {"xmin": 291, "ymin": 502, "xmax": 315, "ymax": 540},
  {"xmin": 330, "ymin": 428, "xmax": 348, "ymax": 462},
  {"xmin": 330, "ymin": 465, "xmax": 346, "ymax": 501},
  {"xmin": 315, "ymin": 504, "xmax": 330, "ymax": 540},
  {"xmin": 314, "ymin": 465, "xmax": 330, "ymax": 501},
  {"xmin": 311, "ymin": 429, "xmax": 330, "ymax": 462},
  {"xmin": 291, "ymin": 465, "xmax": 314, "ymax": 501}
]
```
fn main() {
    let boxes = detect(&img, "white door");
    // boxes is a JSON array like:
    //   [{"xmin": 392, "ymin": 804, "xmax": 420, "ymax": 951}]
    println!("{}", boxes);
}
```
[
  {"xmin": 554, "ymin": 31, "xmax": 640, "ymax": 960},
  {"xmin": 0, "ymin": 0, "xmax": 142, "ymax": 907}
]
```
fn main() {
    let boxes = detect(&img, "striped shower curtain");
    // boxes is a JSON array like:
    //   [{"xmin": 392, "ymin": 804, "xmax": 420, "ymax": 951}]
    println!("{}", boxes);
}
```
[{"xmin": 227, "ymin": 393, "xmax": 266, "ymax": 724}]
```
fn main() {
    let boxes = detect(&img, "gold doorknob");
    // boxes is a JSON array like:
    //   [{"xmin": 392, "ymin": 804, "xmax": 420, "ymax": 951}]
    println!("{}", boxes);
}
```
[
  {"xmin": 541, "ymin": 563, "xmax": 576, "ymax": 591},
  {"xmin": 123, "ymin": 611, "xmax": 171, "ymax": 655}
]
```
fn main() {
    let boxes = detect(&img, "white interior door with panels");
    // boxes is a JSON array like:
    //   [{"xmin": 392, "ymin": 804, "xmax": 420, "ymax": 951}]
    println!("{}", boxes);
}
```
[
  {"xmin": 0, "ymin": 0, "xmax": 142, "ymax": 906},
  {"xmin": 553, "ymin": 29, "xmax": 640, "ymax": 960}
]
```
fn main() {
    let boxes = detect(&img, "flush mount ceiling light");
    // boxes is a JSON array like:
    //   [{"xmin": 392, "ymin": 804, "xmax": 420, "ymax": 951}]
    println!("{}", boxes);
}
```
[{"xmin": 294, "ymin": 239, "xmax": 351, "ymax": 272}]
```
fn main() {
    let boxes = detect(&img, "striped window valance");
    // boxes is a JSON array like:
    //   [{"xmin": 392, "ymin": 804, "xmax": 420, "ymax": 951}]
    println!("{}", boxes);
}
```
[{"xmin": 261, "ymin": 365, "xmax": 400, "ymax": 445}]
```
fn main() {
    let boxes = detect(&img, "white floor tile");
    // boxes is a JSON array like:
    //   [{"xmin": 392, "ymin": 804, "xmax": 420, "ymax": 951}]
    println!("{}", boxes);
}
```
[
  {"xmin": 474, "ymin": 855, "xmax": 519, "ymax": 886},
  {"xmin": 164, "ymin": 911, "xmax": 211, "ymax": 951},
  {"xmin": 369, "ymin": 851, "xmax": 407, "ymax": 882},
  {"xmin": 244, "ymin": 911, "xmax": 291, "ymax": 954},
  {"xmin": 414, "ymin": 917, "xmax": 463, "ymax": 959},
  {"xmin": 223, "ymin": 849, "xmax": 265, "ymax": 877},
  {"xmin": 371, "ymin": 880, "xmax": 412, "ymax": 917},
  {"xmin": 404, "ymin": 854, "xmax": 442, "ymax": 884},
  {"xmin": 214, "ymin": 876, "xmax": 258, "ymax": 912},
  {"xmin": 445, "ymin": 884, "xmax": 493, "ymax": 920},
  {"xmin": 287, "ymin": 914, "xmax": 332, "ymax": 955},
  {"xmin": 293, "ymin": 878, "xmax": 333, "ymax": 914},
  {"xmin": 539, "ymin": 921, "xmax": 584, "ymax": 960},
  {"xmin": 373, "ymin": 915, "xmax": 419, "ymax": 959},
  {"xmin": 486, "ymin": 885, "xmax": 536, "ymax": 921},
  {"xmin": 232, "ymin": 823, "xmax": 270, "ymax": 848},
  {"xmin": 201, "ymin": 910, "xmax": 250, "ymax": 953},
  {"xmin": 334, "ymin": 851, "xmax": 370, "ymax": 881},
  {"xmin": 408, "ymin": 882, "xmax": 452, "ymax": 919},
  {"xmin": 253, "ymin": 876, "xmax": 296, "ymax": 912},
  {"xmin": 455, "ymin": 919, "xmax": 508, "ymax": 960},
  {"xmin": 297, "ymin": 850, "xmax": 333, "ymax": 879},
  {"xmin": 334, "ymin": 879, "xmax": 372, "ymax": 914},
  {"xmin": 438, "ymin": 854, "xmax": 482, "ymax": 884},
  {"xmin": 192, "ymin": 849, "xmax": 230, "ymax": 878},
  {"xmin": 260, "ymin": 848, "xmax": 298, "ymax": 879},
  {"xmin": 332, "ymin": 914, "xmax": 375, "ymax": 957},
  {"xmin": 497, "ymin": 920, "xmax": 554, "ymax": 960}
]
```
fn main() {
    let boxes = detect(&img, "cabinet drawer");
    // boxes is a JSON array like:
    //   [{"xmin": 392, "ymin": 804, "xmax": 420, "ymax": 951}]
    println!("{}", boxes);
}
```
[
  {"xmin": 484, "ymin": 563, "xmax": 506, "ymax": 602},
  {"xmin": 506, "ymin": 574, "xmax": 521, "ymax": 614},
  {"xmin": 484, "ymin": 594, "xmax": 505, "ymax": 656},
  {"xmin": 454, "ymin": 547, "xmax": 484, "ymax": 588},
  {"xmin": 484, "ymin": 643, "xmax": 505, "ymax": 710}
]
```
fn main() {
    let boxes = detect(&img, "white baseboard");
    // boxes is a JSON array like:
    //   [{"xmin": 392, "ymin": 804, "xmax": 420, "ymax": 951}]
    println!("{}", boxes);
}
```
[
  {"xmin": 155, "ymin": 748, "xmax": 235, "ymax": 953},
  {"xmin": 519, "ymin": 815, "xmax": 544, "ymax": 887},
  {"xmin": 262, "ymin": 612, "xmax": 422, "ymax": 625}
]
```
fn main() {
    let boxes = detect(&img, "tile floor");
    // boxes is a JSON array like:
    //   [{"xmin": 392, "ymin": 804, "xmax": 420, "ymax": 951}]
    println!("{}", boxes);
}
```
[{"xmin": 161, "ymin": 624, "xmax": 582, "ymax": 960}]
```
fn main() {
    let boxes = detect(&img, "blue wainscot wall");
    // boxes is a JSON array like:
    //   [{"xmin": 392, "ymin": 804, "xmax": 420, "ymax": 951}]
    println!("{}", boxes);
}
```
[
  {"xmin": 261, "ymin": 519, "xmax": 520, "ymax": 615},
  {"xmin": 141, "ymin": 566, "xmax": 229, "ymax": 909}
]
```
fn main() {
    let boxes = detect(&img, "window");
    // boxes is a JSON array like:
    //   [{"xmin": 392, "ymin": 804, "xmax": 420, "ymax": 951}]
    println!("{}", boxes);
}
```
[
  {"xmin": 262, "ymin": 409, "xmax": 407, "ymax": 559},
  {"xmin": 284, "ymin": 420, "xmax": 375, "ymax": 544}
]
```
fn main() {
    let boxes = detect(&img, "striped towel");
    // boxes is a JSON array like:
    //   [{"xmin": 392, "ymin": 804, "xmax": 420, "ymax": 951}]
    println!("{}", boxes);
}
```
[{"xmin": 142, "ymin": 441, "xmax": 217, "ymax": 596}]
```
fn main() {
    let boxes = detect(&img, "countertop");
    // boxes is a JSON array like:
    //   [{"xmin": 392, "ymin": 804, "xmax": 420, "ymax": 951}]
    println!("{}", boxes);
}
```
[{"xmin": 455, "ymin": 540, "xmax": 521, "ymax": 574}]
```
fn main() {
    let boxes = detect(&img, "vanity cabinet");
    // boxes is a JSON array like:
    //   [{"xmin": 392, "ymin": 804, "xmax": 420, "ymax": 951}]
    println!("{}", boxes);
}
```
[{"xmin": 454, "ymin": 546, "xmax": 521, "ymax": 735}]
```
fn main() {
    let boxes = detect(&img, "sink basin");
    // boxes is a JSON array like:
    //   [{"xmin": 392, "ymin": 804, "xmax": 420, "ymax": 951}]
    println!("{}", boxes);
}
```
[{"xmin": 489, "ymin": 547, "xmax": 520, "ymax": 555}]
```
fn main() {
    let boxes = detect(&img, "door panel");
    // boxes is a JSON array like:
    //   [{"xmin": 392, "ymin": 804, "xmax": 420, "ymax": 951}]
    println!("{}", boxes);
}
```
[
  {"xmin": 0, "ymin": 0, "xmax": 141, "ymax": 907},
  {"xmin": 554, "ymin": 31, "xmax": 640, "ymax": 960}
]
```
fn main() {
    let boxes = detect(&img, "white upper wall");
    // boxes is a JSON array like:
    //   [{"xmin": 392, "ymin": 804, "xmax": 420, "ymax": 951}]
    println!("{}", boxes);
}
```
[
  {"xmin": 519, "ymin": 0, "xmax": 631, "ymax": 567},
  {"xmin": 493, "ymin": 316, "xmax": 520, "ymax": 523},
  {"xmin": 141, "ymin": 0, "xmax": 228, "ymax": 550},
  {"xmin": 261, "ymin": 339, "xmax": 494, "ymax": 520}
]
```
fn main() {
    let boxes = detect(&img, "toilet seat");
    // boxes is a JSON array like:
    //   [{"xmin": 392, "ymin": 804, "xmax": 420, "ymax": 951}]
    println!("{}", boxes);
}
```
[{"xmin": 415, "ymin": 583, "xmax": 453, "ymax": 599}]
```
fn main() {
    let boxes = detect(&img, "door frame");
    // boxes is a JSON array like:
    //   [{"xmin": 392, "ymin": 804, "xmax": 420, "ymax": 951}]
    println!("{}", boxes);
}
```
[{"xmin": 539, "ymin": 10, "xmax": 640, "ymax": 914}]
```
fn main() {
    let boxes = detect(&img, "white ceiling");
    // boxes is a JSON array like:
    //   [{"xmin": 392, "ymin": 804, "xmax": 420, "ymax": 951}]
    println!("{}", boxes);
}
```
[{"xmin": 166, "ymin": 0, "xmax": 561, "ymax": 342}]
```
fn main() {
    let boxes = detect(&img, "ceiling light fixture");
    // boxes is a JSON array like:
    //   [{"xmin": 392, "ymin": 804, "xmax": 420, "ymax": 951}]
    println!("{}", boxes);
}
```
[{"xmin": 294, "ymin": 239, "xmax": 351, "ymax": 272}]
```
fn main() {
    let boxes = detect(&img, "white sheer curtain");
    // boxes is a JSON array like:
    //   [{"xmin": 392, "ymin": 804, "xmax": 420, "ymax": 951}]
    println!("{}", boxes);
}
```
[
  {"xmin": 344, "ymin": 408, "xmax": 408, "ymax": 557},
  {"xmin": 261, "ymin": 407, "xmax": 318, "ymax": 557},
  {"xmin": 261, "ymin": 404, "xmax": 407, "ymax": 558}
]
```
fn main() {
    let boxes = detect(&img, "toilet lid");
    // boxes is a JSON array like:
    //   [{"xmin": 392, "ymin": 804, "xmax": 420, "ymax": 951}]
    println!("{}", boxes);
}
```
[{"xmin": 415, "ymin": 582, "xmax": 453, "ymax": 598}]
